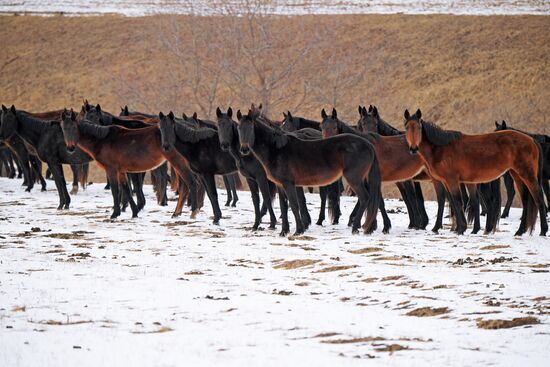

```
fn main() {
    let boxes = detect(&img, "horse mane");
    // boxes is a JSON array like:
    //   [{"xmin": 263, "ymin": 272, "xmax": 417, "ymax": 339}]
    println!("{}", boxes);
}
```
[
  {"xmin": 175, "ymin": 121, "xmax": 217, "ymax": 143},
  {"xmin": 256, "ymin": 119, "xmax": 289, "ymax": 148},
  {"xmin": 420, "ymin": 120, "xmax": 462, "ymax": 146},
  {"xmin": 338, "ymin": 118, "xmax": 380, "ymax": 142},
  {"xmin": 16, "ymin": 111, "xmax": 51, "ymax": 132},
  {"xmin": 79, "ymin": 119, "xmax": 112, "ymax": 139},
  {"xmin": 297, "ymin": 117, "xmax": 320, "ymax": 130},
  {"xmin": 377, "ymin": 117, "xmax": 403, "ymax": 136},
  {"xmin": 504, "ymin": 125, "xmax": 549, "ymax": 145}
]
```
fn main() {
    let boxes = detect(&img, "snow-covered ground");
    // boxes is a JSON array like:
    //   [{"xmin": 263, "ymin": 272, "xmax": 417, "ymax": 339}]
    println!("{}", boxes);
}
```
[
  {"xmin": 0, "ymin": 177, "xmax": 549, "ymax": 366},
  {"xmin": 0, "ymin": 0, "xmax": 548, "ymax": 16}
]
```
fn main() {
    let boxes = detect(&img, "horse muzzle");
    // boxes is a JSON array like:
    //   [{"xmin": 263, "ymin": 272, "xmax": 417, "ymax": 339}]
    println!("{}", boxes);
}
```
[
  {"xmin": 409, "ymin": 146, "xmax": 419, "ymax": 155},
  {"xmin": 67, "ymin": 145, "xmax": 76, "ymax": 153},
  {"xmin": 240, "ymin": 146, "xmax": 251, "ymax": 156},
  {"xmin": 220, "ymin": 142, "xmax": 230, "ymax": 152}
]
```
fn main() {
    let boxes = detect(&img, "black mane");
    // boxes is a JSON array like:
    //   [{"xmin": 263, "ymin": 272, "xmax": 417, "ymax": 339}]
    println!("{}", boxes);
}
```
[
  {"xmin": 337, "ymin": 119, "xmax": 380, "ymax": 142},
  {"xmin": 79, "ymin": 119, "xmax": 112, "ymax": 139},
  {"xmin": 377, "ymin": 117, "xmax": 403, "ymax": 136},
  {"xmin": 420, "ymin": 120, "xmax": 462, "ymax": 146},
  {"xmin": 175, "ymin": 120, "xmax": 217, "ymax": 143},
  {"xmin": 253, "ymin": 118, "xmax": 289, "ymax": 148}
]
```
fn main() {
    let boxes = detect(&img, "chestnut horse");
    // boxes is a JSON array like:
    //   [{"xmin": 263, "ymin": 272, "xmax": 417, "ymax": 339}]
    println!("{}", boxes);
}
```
[
  {"xmin": 60, "ymin": 110, "xmax": 198, "ymax": 219},
  {"xmin": 404, "ymin": 109, "xmax": 547, "ymax": 236},
  {"xmin": 237, "ymin": 109, "xmax": 381, "ymax": 236}
]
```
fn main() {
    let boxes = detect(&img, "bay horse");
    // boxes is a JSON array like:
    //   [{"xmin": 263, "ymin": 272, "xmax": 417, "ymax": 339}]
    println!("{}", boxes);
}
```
[
  {"xmin": 158, "ymin": 111, "xmax": 239, "ymax": 225},
  {"xmin": 321, "ymin": 107, "xmax": 429, "ymax": 233},
  {"xmin": 61, "ymin": 109, "xmax": 198, "ymax": 219},
  {"xmin": 237, "ymin": 109, "xmax": 381, "ymax": 236},
  {"xmin": 495, "ymin": 120, "xmax": 550, "ymax": 217},
  {"xmin": 0, "ymin": 105, "xmax": 92, "ymax": 209},
  {"xmin": 216, "ymin": 107, "xmax": 278, "ymax": 230},
  {"xmin": 405, "ymin": 109, "xmax": 547, "ymax": 236},
  {"xmin": 281, "ymin": 111, "xmax": 342, "ymax": 226}
]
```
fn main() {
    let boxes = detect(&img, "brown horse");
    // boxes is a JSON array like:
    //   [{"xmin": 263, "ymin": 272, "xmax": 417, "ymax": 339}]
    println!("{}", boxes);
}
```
[
  {"xmin": 404, "ymin": 109, "xmax": 547, "ymax": 236},
  {"xmin": 60, "ymin": 109, "xmax": 198, "ymax": 219}
]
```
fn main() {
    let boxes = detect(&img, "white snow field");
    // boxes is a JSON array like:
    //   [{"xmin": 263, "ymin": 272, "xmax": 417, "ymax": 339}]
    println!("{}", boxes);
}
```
[
  {"xmin": 0, "ymin": 0, "xmax": 549, "ymax": 16},
  {"xmin": 0, "ymin": 177, "xmax": 549, "ymax": 366}
]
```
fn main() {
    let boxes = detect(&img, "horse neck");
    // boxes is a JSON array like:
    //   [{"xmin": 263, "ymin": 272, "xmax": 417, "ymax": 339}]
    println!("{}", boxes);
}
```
[
  {"xmin": 299, "ymin": 118, "xmax": 320, "ymax": 130},
  {"xmin": 15, "ymin": 111, "xmax": 47, "ymax": 147},
  {"xmin": 76, "ymin": 121, "xmax": 110, "ymax": 153},
  {"xmin": 252, "ymin": 120, "xmax": 278, "ymax": 157},
  {"xmin": 377, "ymin": 118, "xmax": 404, "ymax": 136}
]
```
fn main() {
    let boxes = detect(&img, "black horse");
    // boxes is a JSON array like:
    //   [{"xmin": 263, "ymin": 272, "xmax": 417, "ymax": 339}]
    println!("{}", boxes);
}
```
[
  {"xmin": 0, "ymin": 105, "xmax": 92, "ymax": 209},
  {"xmin": 216, "ymin": 107, "xmax": 278, "ymax": 230},
  {"xmin": 281, "ymin": 111, "xmax": 342, "ymax": 226},
  {"xmin": 237, "ymin": 109, "xmax": 381, "ymax": 236},
  {"xmin": 158, "ymin": 111, "xmax": 239, "ymax": 225}
]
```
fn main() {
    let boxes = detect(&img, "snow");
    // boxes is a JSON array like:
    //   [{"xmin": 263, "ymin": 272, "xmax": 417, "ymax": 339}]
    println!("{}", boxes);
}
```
[
  {"xmin": 0, "ymin": 0, "xmax": 548, "ymax": 16},
  {"xmin": 0, "ymin": 176, "xmax": 549, "ymax": 366}
]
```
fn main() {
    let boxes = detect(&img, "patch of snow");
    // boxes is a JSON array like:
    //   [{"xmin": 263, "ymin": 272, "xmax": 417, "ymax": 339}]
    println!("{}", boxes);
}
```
[{"xmin": 0, "ymin": 177, "xmax": 548, "ymax": 366}]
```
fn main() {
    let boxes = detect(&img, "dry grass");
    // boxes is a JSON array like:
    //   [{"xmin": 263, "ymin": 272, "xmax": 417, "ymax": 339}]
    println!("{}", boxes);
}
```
[
  {"xmin": 1, "ymin": 14, "xmax": 548, "ymax": 196},
  {"xmin": 477, "ymin": 316, "xmax": 540, "ymax": 329}
]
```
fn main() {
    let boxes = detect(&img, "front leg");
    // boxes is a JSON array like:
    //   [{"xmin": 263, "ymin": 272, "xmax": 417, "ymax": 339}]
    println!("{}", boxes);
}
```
[
  {"xmin": 278, "ymin": 187, "xmax": 290, "ymax": 236},
  {"xmin": 203, "ymin": 174, "xmax": 222, "ymax": 224},
  {"xmin": 296, "ymin": 187, "xmax": 310, "ymax": 230},
  {"xmin": 48, "ymin": 162, "xmax": 70, "ymax": 210},
  {"xmin": 223, "ymin": 175, "xmax": 232, "ymax": 207},
  {"xmin": 247, "ymin": 178, "xmax": 261, "ymax": 230},
  {"xmin": 119, "ymin": 173, "xmax": 139, "ymax": 218},
  {"xmin": 283, "ymin": 182, "xmax": 305, "ymax": 236},
  {"xmin": 107, "ymin": 170, "xmax": 121, "ymax": 219}
]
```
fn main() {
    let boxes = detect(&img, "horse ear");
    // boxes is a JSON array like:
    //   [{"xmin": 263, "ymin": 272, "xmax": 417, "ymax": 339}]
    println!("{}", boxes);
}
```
[
  {"xmin": 331, "ymin": 108, "xmax": 337, "ymax": 119},
  {"xmin": 227, "ymin": 107, "xmax": 233, "ymax": 118},
  {"xmin": 61, "ymin": 110, "xmax": 66, "ymax": 120},
  {"xmin": 404, "ymin": 109, "xmax": 410, "ymax": 120},
  {"xmin": 282, "ymin": 112, "xmax": 287, "ymax": 119},
  {"xmin": 502, "ymin": 120, "xmax": 507, "ymax": 128},
  {"xmin": 192, "ymin": 112, "xmax": 198, "ymax": 120},
  {"xmin": 247, "ymin": 109, "xmax": 253, "ymax": 118},
  {"xmin": 415, "ymin": 109, "xmax": 422, "ymax": 119},
  {"xmin": 321, "ymin": 109, "xmax": 327, "ymax": 119},
  {"xmin": 362, "ymin": 106, "xmax": 368, "ymax": 115},
  {"xmin": 1, "ymin": 105, "xmax": 7, "ymax": 112},
  {"xmin": 10, "ymin": 105, "xmax": 16, "ymax": 113},
  {"xmin": 368, "ymin": 105, "xmax": 373, "ymax": 112},
  {"xmin": 70, "ymin": 110, "xmax": 77, "ymax": 120},
  {"xmin": 216, "ymin": 107, "xmax": 222, "ymax": 118},
  {"xmin": 124, "ymin": 106, "xmax": 128, "ymax": 114},
  {"xmin": 159, "ymin": 112, "xmax": 165, "ymax": 119},
  {"xmin": 372, "ymin": 106, "xmax": 378, "ymax": 117},
  {"xmin": 358, "ymin": 105, "xmax": 363, "ymax": 116},
  {"xmin": 96, "ymin": 104, "xmax": 101, "ymax": 113},
  {"xmin": 258, "ymin": 103, "xmax": 263, "ymax": 110},
  {"xmin": 237, "ymin": 110, "xmax": 242, "ymax": 121},
  {"xmin": 495, "ymin": 121, "xmax": 499, "ymax": 128},
  {"xmin": 182, "ymin": 112, "xmax": 188, "ymax": 120},
  {"xmin": 168, "ymin": 111, "xmax": 175, "ymax": 120},
  {"xmin": 287, "ymin": 111, "xmax": 292, "ymax": 119}
]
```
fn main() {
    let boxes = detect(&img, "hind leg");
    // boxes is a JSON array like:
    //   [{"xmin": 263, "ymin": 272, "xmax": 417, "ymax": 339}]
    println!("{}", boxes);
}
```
[
  {"xmin": 317, "ymin": 186, "xmax": 327, "ymax": 226},
  {"xmin": 278, "ymin": 187, "xmax": 290, "ymax": 236},
  {"xmin": 414, "ymin": 182, "xmax": 429, "ymax": 229},
  {"xmin": 297, "ymin": 187, "xmax": 311, "ymax": 230},
  {"xmin": 283, "ymin": 182, "xmax": 305, "ymax": 236},
  {"xmin": 258, "ymin": 177, "xmax": 277, "ymax": 229},
  {"xmin": 70, "ymin": 164, "xmax": 79, "ymax": 195},
  {"xmin": 247, "ymin": 179, "xmax": 262, "ymax": 230},
  {"xmin": 119, "ymin": 173, "xmax": 139, "ymax": 218},
  {"xmin": 501, "ymin": 172, "xmax": 515, "ymax": 218},
  {"xmin": 230, "ymin": 174, "xmax": 239, "ymax": 207},
  {"xmin": 106, "ymin": 171, "xmax": 121, "ymax": 219},
  {"xmin": 396, "ymin": 182, "xmax": 417, "ymax": 229},
  {"xmin": 328, "ymin": 180, "xmax": 341, "ymax": 225},
  {"xmin": 465, "ymin": 184, "xmax": 481, "ymax": 234},
  {"xmin": 48, "ymin": 163, "xmax": 70, "ymax": 210},
  {"xmin": 134, "ymin": 172, "xmax": 146, "ymax": 212},
  {"xmin": 203, "ymin": 174, "xmax": 222, "ymax": 224},
  {"xmin": 30, "ymin": 157, "xmax": 46, "ymax": 192},
  {"xmin": 446, "ymin": 182, "xmax": 467, "ymax": 235},
  {"xmin": 223, "ymin": 175, "xmax": 232, "ymax": 207},
  {"xmin": 517, "ymin": 172, "xmax": 548, "ymax": 236},
  {"xmin": 542, "ymin": 179, "xmax": 550, "ymax": 214},
  {"xmin": 378, "ymin": 197, "xmax": 391, "ymax": 234}
]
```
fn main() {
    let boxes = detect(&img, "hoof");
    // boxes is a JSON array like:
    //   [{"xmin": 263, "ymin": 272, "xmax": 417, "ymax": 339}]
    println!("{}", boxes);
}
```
[
  {"xmin": 25, "ymin": 188, "xmax": 32, "ymax": 192},
  {"xmin": 471, "ymin": 229, "xmax": 480, "ymax": 235},
  {"xmin": 382, "ymin": 227, "xmax": 390, "ymax": 234},
  {"xmin": 514, "ymin": 230, "xmax": 523, "ymax": 236},
  {"xmin": 332, "ymin": 220, "xmax": 339, "ymax": 225},
  {"xmin": 431, "ymin": 227, "xmax": 440, "ymax": 234},
  {"xmin": 224, "ymin": 202, "xmax": 230, "ymax": 207},
  {"xmin": 316, "ymin": 220, "xmax": 323, "ymax": 226},
  {"xmin": 57, "ymin": 204, "xmax": 63, "ymax": 210},
  {"xmin": 132, "ymin": 213, "xmax": 139, "ymax": 218},
  {"xmin": 351, "ymin": 227, "xmax": 359, "ymax": 234},
  {"xmin": 279, "ymin": 229, "xmax": 289, "ymax": 237},
  {"xmin": 269, "ymin": 224, "xmax": 277, "ymax": 230},
  {"xmin": 110, "ymin": 212, "xmax": 120, "ymax": 219},
  {"xmin": 212, "ymin": 219, "xmax": 220, "ymax": 225},
  {"xmin": 63, "ymin": 204, "xmax": 70, "ymax": 210},
  {"xmin": 42, "ymin": 187, "xmax": 47, "ymax": 192},
  {"xmin": 540, "ymin": 231, "xmax": 547, "ymax": 237}
]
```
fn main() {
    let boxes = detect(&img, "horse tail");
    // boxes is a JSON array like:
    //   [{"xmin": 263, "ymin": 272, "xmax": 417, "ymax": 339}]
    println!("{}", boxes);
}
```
[
  {"xmin": 79, "ymin": 163, "xmax": 89, "ymax": 189},
  {"xmin": 363, "ymin": 153, "xmax": 382, "ymax": 232},
  {"xmin": 490, "ymin": 178, "xmax": 502, "ymax": 232},
  {"xmin": 327, "ymin": 180, "xmax": 340, "ymax": 223},
  {"xmin": 524, "ymin": 141, "xmax": 544, "ymax": 233},
  {"xmin": 465, "ymin": 185, "xmax": 475, "ymax": 225}
]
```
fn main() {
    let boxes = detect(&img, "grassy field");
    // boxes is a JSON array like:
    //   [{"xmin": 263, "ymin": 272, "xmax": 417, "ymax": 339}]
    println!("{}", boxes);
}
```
[{"xmin": 0, "ymin": 13, "xmax": 548, "ymax": 195}]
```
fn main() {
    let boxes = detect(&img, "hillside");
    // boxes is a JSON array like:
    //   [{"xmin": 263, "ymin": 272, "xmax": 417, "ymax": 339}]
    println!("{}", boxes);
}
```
[{"xmin": 0, "ymin": 14, "xmax": 548, "ymax": 195}]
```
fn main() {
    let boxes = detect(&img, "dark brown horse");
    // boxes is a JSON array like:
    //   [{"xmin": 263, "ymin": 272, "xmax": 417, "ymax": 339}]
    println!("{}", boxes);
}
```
[
  {"xmin": 237, "ymin": 109, "xmax": 381, "ymax": 235},
  {"xmin": 61, "ymin": 110, "xmax": 198, "ymax": 219},
  {"xmin": 404, "ymin": 109, "xmax": 547, "ymax": 236}
]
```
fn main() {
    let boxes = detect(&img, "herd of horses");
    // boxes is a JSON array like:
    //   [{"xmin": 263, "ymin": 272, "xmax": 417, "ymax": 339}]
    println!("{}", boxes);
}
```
[{"xmin": 1, "ymin": 101, "xmax": 548, "ymax": 238}]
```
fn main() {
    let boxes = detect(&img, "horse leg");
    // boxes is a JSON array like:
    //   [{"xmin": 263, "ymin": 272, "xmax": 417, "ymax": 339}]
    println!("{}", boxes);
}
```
[
  {"xmin": 460, "ymin": 184, "xmax": 469, "ymax": 212},
  {"xmin": 414, "ymin": 182, "xmax": 429, "ymax": 229},
  {"xmin": 70, "ymin": 164, "xmax": 79, "ymax": 195},
  {"xmin": 48, "ymin": 163, "xmax": 70, "ymax": 210},
  {"xmin": 119, "ymin": 173, "xmax": 139, "ymax": 218},
  {"xmin": 107, "ymin": 170, "xmax": 121, "ymax": 219},
  {"xmin": 542, "ymin": 179, "xmax": 550, "ymax": 214},
  {"xmin": 501, "ymin": 172, "xmax": 514, "ymax": 218},
  {"xmin": 446, "ymin": 182, "xmax": 467, "ymax": 235},
  {"xmin": 378, "ymin": 196, "xmax": 391, "ymax": 234},
  {"xmin": 396, "ymin": 182, "xmax": 417, "ymax": 229},
  {"xmin": 30, "ymin": 157, "xmax": 46, "ymax": 192},
  {"xmin": 296, "ymin": 187, "xmax": 310, "ymax": 230},
  {"xmin": 8, "ymin": 154, "xmax": 17, "ymax": 179},
  {"xmin": 465, "ymin": 184, "xmax": 481, "ymax": 234},
  {"xmin": 247, "ymin": 178, "xmax": 261, "ymax": 230},
  {"xmin": 203, "ymin": 174, "xmax": 222, "ymax": 224},
  {"xmin": 278, "ymin": 187, "xmax": 290, "ymax": 236},
  {"xmin": 134, "ymin": 172, "xmax": 146, "ymax": 212},
  {"xmin": 432, "ymin": 181, "xmax": 447, "ymax": 233},
  {"xmin": 516, "ymin": 171, "xmax": 548, "ymax": 236},
  {"xmin": 316, "ymin": 186, "xmax": 327, "ymax": 226},
  {"xmin": 231, "ymin": 174, "xmax": 239, "ymax": 207},
  {"xmin": 104, "ymin": 173, "xmax": 111, "ymax": 190},
  {"xmin": 282, "ymin": 182, "xmax": 305, "ymax": 236},
  {"xmin": 346, "ymin": 181, "xmax": 368, "ymax": 235},
  {"xmin": 328, "ymin": 180, "xmax": 341, "ymax": 225},
  {"xmin": 348, "ymin": 201, "xmax": 359, "ymax": 227},
  {"xmin": 223, "ymin": 175, "xmax": 232, "ymax": 207},
  {"xmin": 258, "ymin": 177, "xmax": 277, "ymax": 229}
]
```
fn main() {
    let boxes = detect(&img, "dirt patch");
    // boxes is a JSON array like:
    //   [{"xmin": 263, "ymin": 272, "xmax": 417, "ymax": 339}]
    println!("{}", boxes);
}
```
[
  {"xmin": 312, "ymin": 332, "xmax": 340, "ymax": 338},
  {"xmin": 380, "ymin": 275, "xmax": 404, "ymax": 282},
  {"xmin": 44, "ymin": 231, "xmax": 92, "ymax": 240},
  {"xmin": 161, "ymin": 221, "xmax": 194, "ymax": 227},
  {"xmin": 288, "ymin": 235, "xmax": 316, "ymax": 241},
  {"xmin": 184, "ymin": 270, "xmax": 204, "ymax": 275},
  {"xmin": 348, "ymin": 247, "xmax": 383, "ymax": 254},
  {"xmin": 132, "ymin": 326, "xmax": 173, "ymax": 334},
  {"xmin": 480, "ymin": 245, "xmax": 511, "ymax": 250},
  {"xmin": 477, "ymin": 316, "xmax": 540, "ymax": 329},
  {"xmin": 322, "ymin": 336, "xmax": 386, "ymax": 344},
  {"xmin": 313, "ymin": 265, "xmax": 358, "ymax": 273},
  {"xmin": 406, "ymin": 307, "xmax": 450, "ymax": 317},
  {"xmin": 374, "ymin": 343, "xmax": 410, "ymax": 353},
  {"xmin": 273, "ymin": 259, "xmax": 320, "ymax": 270}
]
